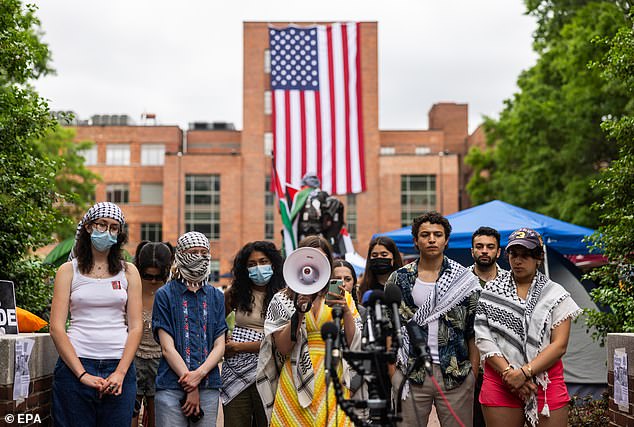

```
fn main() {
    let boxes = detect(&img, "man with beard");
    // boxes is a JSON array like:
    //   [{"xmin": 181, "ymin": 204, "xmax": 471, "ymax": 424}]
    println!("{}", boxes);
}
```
[{"xmin": 470, "ymin": 226, "xmax": 506, "ymax": 427}]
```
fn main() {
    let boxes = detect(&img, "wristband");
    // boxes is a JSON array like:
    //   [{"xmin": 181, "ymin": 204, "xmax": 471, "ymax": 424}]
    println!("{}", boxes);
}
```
[
  {"xmin": 520, "ymin": 366, "xmax": 530, "ymax": 379},
  {"xmin": 78, "ymin": 371, "xmax": 88, "ymax": 381}
]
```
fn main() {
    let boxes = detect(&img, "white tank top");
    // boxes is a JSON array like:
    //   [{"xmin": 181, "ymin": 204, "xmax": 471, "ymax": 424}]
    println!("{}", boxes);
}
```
[
  {"xmin": 413, "ymin": 278, "xmax": 440, "ymax": 364},
  {"xmin": 67, "ymin": 259, "xmax": 129, "ymax": 359}
]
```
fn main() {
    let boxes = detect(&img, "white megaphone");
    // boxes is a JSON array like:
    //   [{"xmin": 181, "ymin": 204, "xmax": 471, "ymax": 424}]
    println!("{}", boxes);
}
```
[{"xmin": 283, "ymin": 247, "xmax": 331, "ymax": 295}]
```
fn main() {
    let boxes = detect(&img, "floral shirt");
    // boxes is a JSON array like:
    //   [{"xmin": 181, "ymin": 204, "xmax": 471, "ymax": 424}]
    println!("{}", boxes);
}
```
[
  {"xmin": 386, "ymin": 257, "xmax": 479, "ymax": 390},
  {"xmin": 153, "ymin": 279, "xmax": 227, "ymax": 390}
]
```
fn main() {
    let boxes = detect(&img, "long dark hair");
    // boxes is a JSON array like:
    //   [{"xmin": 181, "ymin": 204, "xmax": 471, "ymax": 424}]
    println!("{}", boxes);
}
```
[
  {"xmin": 228, "ymin": 241, "xmax": 285, "ymax": 317},
  {"xmin": 134, "ymin": 241, "xmax": 174, "ymax": 282},
  {"xmin": 75, "ymin": 221, "xmax": 128, "ymax": 275},
  {"xmin": 359, "ymin": 236, "xmax": 403, "ymax": 296}
]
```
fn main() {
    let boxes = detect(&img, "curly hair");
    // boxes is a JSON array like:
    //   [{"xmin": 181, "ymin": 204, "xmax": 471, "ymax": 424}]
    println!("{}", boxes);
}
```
[
  {"xmin": 75, "ymin": 221, "xmax": 129, "ymax": 275},
  {"xmin": 411, "ymin": 211, "xmax": 452, "ymax": 240},
  {"xmin": 227, "ymin": 241, "xmax": 285, "ymax": 317},
  {"xmin": 134, "ymin": 241, "xmax": 175, "ymax": 282},
  {"xmin": 359, "ymin": 236, "xmax": 403, "ymax": 296}
]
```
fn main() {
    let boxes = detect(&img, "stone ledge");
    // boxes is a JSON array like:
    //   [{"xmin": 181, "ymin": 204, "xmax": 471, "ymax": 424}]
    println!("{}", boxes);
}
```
[{"xmin": 0, "ymin": 334, "xmax": 57, "ymax": 385}]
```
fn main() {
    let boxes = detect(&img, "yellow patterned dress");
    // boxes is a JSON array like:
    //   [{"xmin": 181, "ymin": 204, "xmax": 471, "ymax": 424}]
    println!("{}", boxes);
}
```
[{"xmin": 270, "ymin": 299, "xmax": 355, "ymax": 427}]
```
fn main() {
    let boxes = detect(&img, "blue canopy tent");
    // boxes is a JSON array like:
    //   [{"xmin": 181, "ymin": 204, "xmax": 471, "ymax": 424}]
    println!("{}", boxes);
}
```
[
  {"xmin": 374, "ymin": 200, "xmax": 606, "ymax": 398},
  {"xmin": 375, "ymin": 200, "xmax": 595, "ymax": 255}
]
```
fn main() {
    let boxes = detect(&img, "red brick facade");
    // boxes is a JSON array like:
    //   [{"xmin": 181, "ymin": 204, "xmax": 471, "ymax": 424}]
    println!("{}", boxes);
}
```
[{"xmin": 66, "ymin": 22, "xmax": 478, "ymax": 284}]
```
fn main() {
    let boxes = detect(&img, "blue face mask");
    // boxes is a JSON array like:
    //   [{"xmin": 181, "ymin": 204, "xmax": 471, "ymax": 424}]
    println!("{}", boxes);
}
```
[
  {"xmin": 248, "ymin": 265, "xmax": 274, "ymax": 286},
  {"xmin": 91, "ymin": 229, "xmax": 118, "ymax": 252}
]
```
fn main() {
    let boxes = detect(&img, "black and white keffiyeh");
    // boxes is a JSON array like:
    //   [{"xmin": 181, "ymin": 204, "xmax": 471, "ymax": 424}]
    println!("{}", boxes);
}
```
[
  {"xmin": 220, "ymin": 326, "xmax": 265, "ymax": 404},
  {"xmin": 173, "ymin": 231, "xmax": 211, "ymax": 286},
  {"xmin": 396, "ymin": 258, "xmax": 481, "ymax": 373},
  {"xmin": 475, "ymin": 270, "xmax": 581, "ymax": 426},
  {"xmin": 69, "ymin": 202, "xmax": 125, "ymax": 260}
]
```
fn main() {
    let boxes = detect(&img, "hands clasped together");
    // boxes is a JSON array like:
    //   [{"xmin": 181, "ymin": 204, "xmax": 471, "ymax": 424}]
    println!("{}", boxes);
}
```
[{"xmin": 502, "ymin": 365, "xmax": 538, "ymax": 402}]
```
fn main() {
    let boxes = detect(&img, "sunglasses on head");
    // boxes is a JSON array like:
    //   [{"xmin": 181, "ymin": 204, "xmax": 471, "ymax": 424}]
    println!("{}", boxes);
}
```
[{"xmin": 141, "ymin": 272, "xmax": 164, "ymax": 282}]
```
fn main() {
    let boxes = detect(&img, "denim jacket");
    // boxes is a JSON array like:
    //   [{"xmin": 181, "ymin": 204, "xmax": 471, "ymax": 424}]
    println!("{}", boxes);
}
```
[
  {"xmin": 153, "ymin": 279, "xmax": 227, "ymax": 390},
  {"xmin": 386, "ymin": 257, "xmax": 479, "ymax": 390}
]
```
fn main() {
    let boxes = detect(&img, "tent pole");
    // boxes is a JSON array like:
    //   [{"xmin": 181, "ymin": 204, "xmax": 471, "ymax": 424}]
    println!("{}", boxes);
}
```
[{"xmin": 543, "ymin": 244, "xmax": 550, "ymax": 278}]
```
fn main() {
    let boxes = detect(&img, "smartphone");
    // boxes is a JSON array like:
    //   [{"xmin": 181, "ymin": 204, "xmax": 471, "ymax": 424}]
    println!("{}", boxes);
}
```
[{"xmin": 325, "ymin": 279, "xmax": 344, "ymax": 302}]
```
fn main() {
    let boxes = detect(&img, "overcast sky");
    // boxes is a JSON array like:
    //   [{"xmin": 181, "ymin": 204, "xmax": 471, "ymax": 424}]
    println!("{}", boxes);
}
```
[{"xmin": 33, "ymin": 0, "xmax": 537, "ymax": 134}]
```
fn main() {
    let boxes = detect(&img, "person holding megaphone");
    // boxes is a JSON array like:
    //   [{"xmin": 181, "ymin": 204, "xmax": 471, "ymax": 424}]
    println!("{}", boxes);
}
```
[{"xmin": 256, "ymin": 236, "xmax": 362, "ymax": 427}]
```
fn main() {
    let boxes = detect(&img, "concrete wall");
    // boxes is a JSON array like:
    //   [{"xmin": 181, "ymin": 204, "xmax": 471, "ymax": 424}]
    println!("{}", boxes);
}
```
[
  {"xmin": 0, "ymin": 334, "xmax": 57, "ymax": 426},
  {"xmin": 608, "ymin": 333, "xmax": 634, "ymax": 426}
]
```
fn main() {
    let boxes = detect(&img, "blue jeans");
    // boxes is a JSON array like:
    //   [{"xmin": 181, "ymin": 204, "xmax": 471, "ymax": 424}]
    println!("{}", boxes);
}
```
[
  {"xmin": 52, "ymin": 357, "xmax": 136, "ymax": 427},
  {"xmin": 155, "ymin": 388, "xmax": 219, "ymax": 427}
]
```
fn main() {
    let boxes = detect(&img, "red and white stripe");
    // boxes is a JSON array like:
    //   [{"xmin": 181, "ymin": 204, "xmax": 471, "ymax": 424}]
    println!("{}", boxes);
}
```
[{"xmin": 272, "ymin": 22, "xmax": 366, "ymax": 195}]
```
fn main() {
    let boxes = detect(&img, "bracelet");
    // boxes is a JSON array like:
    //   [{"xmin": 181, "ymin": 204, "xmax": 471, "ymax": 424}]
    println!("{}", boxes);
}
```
[
  {"xmin": 77, "ymin": 371, "xmax": 87, "ymax": 381},
  {"xmin": 520, "ymin": 366, "xmax": 530, "ymax": 379},
  {"xmin": 526, "ymin": 364, "xmax": 533, "ymax": 377},
  {"xmin": 502, "ymin": 365, "xmax": 512, "ymax": 375}
]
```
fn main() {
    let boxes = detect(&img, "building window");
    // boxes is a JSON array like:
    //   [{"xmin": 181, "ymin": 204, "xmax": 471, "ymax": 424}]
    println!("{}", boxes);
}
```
[
  {"xmin": 346, "ymin": 194, "xmax": 357, "ymax": 239},
  {"xmin": 264, "ymin": 132, "xmax": 273, "ymax": 156},
  {"xmin": 106, "ymin": 144, "xmax": 130, "ymax": 165},
  {"xmin": 141, "ymin": 223, "xmax": 162, "ymax": 242},
  {"xmin": 209, "ymin": 259, "xmax": 220, "ymax": 283},
  {"xmin": 401, "ymin": 175, "xmax": 436, "ymax": 227},
  {"xmin": 415, "ymin": 146, "xmax": 431, "ymax": 155},
  {"xmin": 264, "ymin": 49, "xmax": 271, "ymax": 74},
  {"xmin": 264, "ymin": 91, "xmax": 272, "ymax": 115},
  {"xmin": 141, "ymin": 183, "xmax": 163, "ymax": 205},
  {"xmin": 78, "ymin": 145, "xmax": 98, "ymax": 166},
  {"xmin": 265, "ymin": 176, "xmax": 275, "ymax": 239},
  {"xmin": 106, "ymin": 184, "xmax": 129, "ymax": 204},
  {"xmin": 185, "ymin": 175, "xmax": 220, "ymax": 240},
  {"xmin": 141, "ymin": 144, "xmax": 165, "ymax": 165},
  {"xmin": 380, "ymin": 147, "xmax": 395, "ymax": 155}
]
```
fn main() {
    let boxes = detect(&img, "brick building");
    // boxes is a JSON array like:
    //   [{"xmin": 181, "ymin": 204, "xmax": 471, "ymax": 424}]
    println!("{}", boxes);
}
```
[{"xmin": 66, "ymin": 22, "xmax": 482, "ymax": 283}]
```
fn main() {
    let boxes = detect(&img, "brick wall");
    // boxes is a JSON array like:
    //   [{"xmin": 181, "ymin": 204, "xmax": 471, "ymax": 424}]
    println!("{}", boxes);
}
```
[
  {"xmin": 0, "ymin": 334, "xmax": 57, "ymax": 427},
  {"xmin": 607, "ymin": 333, "xmax": 634, "ymax": 426}
]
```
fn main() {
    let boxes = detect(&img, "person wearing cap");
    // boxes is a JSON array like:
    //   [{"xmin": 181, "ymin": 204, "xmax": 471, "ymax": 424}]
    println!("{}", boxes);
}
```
[
  {"xmin": 475, "ymin": 228, "xmax": 581, "ymax": 427},
  {"xmin": 470, "ymin": 226, "xmax": 507, "ymax": 426},
  {"xmin": 386, "ymin": 211, "xmax": 481, "ymax": 426},
  {"xmin": 50, "ymin": 202, "xmax": 143, "ymax": 427},
  {"xmin": 152, "ymin": 231, "xmax": 227, "ymax": 426}
]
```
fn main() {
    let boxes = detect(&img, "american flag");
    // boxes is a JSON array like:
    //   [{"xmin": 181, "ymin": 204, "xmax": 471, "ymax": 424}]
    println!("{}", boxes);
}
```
[{"xmin": 269, "ymin": 22, "xmax": 366, "ymax": 195}]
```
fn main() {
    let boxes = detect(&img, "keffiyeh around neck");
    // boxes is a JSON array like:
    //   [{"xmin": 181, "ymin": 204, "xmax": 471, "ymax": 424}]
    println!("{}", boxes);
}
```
[{"xmin": 475, "ymin": 270, "xmax": 581, "ymax": 426}]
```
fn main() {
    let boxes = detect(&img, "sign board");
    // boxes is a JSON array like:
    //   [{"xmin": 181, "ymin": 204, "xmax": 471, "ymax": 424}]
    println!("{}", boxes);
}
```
[
  {"xmin": 0, "ymin": 280, "xmax": 19, "ymax": 334},
  {"xmin": 614, "ymin": 348, "xmax": 629, "ymax": 411}
]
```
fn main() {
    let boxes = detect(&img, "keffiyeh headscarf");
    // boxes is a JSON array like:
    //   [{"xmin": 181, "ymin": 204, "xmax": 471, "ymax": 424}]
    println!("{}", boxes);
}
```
[
  {"xmin": 68, "ymin": 202, "xmax": 125, "ymax": 260},
  {"xmin": 173, "ymin": 231, "xmax": 211, "ymax": 287}
]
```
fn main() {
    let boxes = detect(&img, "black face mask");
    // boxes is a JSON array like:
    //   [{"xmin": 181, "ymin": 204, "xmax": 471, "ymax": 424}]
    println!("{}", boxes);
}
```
[{"xmin": 368, "ymin": 257, "xmax": 393, "ymax": 275}]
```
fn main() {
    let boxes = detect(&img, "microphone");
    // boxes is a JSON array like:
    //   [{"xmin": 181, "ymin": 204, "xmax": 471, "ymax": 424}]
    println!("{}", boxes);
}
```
[
  {"xmin": 406, "ymin": 320, "xmax": 433, "ymax": 375},
  {"xmin": 321, "ymin": 322, "xmax": 339, "ymax": 377},
  {"xmin": 367, "ymin": 290, "xmax": 385, "ymax": 324},
  {"xmin": 385, "ymin": 284, "xmax": 404, "ymax": 349},
  {"xmin": 361, "ymin": 290, "xmax": 373, "ymax": 307}
]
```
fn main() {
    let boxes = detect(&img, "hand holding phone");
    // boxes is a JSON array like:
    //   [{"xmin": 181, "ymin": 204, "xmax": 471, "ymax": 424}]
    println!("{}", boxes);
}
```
[{"xmin": 325, "ymin": 279, "xmax": 344, "ymax": 303}]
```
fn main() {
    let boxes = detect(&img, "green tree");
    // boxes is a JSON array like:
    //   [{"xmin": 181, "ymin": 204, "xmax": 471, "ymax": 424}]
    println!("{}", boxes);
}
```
[
  {"xmin": 466, "ymin": 1, "xmax": 630, "ymax": 227},
  {"xmin": 1, "ymin": 1, "xmax": 98, "ymax": 317},
  {"xmin": 585, "ymin": 25, "xmax": 634, "ymax": 341}
]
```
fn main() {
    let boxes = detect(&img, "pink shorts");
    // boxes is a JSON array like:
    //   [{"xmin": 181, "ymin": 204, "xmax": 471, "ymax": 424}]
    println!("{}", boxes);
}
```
[{"xmin": 480, "ymin": 359, "xmax": 570, "ymax": 412}]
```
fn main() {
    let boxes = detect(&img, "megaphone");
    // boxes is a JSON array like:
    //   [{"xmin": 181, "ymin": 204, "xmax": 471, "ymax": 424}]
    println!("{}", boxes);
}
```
[{"xmin": 283, "ymin": 247, "xmax": 331, "ymax": 295}]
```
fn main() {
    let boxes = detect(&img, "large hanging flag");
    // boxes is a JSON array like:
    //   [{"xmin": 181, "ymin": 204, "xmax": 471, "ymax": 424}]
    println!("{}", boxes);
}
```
[{"xmin": 269, "ymin": 22, "xmax": 366, "ymax": 196}]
